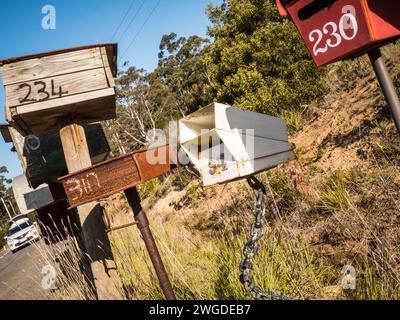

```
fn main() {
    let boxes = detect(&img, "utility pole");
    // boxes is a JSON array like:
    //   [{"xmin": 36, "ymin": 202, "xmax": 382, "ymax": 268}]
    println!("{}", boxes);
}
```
[
  {"xmin": 7, "ymin": 200, "xmax": 17, "ymax": 216},
  {"xmin": 1, "ymin": 198, "xmax": 13, "ymax": 220}
]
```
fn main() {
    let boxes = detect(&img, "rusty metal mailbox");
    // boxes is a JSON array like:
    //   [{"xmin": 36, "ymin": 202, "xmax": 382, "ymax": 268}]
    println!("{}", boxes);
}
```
[
  {"xmin": 0, "ymin": 43, "xmax": 117, "ymax": 135},
  {"xmin": 277, "ymin": 0, "xmax": 400, "ymax": 66}
]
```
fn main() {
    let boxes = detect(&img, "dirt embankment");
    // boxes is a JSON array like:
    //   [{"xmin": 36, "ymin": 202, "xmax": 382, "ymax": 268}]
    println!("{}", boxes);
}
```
[{"xmin": 103, "ymin": 45, "xmax": 400, "ymax": 300}]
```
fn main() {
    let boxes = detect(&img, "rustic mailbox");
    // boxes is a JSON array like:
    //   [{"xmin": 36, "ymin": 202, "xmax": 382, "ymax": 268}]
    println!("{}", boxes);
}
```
[
  {"xmin": 58, "ymin": 145, "xmax": 173, "ymax": 209},
  {"xmin": 179, "ymin": 103, "xmax": 294, "ymax": 186},
  {"xmin": 0, "ymin": 43, "xmax": 117, "ymax": 134},
  {"xmin": 2, "ymin": 123, "xmax": 110, "ymax": 188},
  {"xmin": 277, "ymin": 0, "xmax": 400, "ymax": 66}
]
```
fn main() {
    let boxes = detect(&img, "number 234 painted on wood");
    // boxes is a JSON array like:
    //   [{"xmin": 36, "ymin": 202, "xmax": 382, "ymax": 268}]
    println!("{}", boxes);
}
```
[
  {"xmin": 18, "ymin": 79, "xmax": 68, "ymax": 104},
  {"xmin": 309, "ymin": 5, "xmax": 358, "ymax": 57}
]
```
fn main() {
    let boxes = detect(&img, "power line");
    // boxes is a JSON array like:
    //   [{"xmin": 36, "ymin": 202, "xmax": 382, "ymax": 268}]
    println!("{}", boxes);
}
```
[
  {"xmin": 117, "ymin": 0, "xmax": 147, "ymax": 44},
  {"xmin": 110, "ymin": 0, "xmax": 137, "ymax": 42},
  {"xmin": 119, "ymin": 0, "xmax": 161, "ymax": 64}
]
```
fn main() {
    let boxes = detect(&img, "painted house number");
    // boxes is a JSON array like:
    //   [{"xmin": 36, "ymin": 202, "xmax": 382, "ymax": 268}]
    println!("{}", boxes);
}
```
[
  {"xmin": 18, "ymin": 79, "xmax": 69, "ymax": 104},
  {"xmin": 309, "ymin": 6, "xmax": 358, "ymax": 57},
  {"xmin": 66, "ymin": 172, "xmax": 101, "ymax": 202}
]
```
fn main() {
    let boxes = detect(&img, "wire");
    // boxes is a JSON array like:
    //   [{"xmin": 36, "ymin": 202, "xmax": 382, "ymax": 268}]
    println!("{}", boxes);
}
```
[
  {"xmin": 117, "ymin": 0, "xmax": 147, "ymax": 44},
  {"xmin": 110, "ymin": 0, "xmax": 137, "ymax": 41},
  {"xmin": 119, "ymin": 0, "xmax": 161, "ymax": 64}
]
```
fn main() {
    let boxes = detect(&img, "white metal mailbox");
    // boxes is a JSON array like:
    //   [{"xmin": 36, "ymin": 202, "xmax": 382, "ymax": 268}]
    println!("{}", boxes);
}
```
[
  {"xmin": 179, "ymin": 103, "xmax": 295, "ymax": 186},
  {"xmin": 0, "ymin": 44, "xmax": 117, "ymax": 135},
  {"xmin": 12, "ymin": 175, "xmax": 55, "ymax": 215}
]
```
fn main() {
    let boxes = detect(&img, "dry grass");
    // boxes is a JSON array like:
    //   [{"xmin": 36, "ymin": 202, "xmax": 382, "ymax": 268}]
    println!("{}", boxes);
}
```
[
  {"xmin": 40, "ymin": 43, "xmax": 400, "ymax": 301},
  {"xmin": 34, "ymin": 236, "xmax": 97, "ymax": 300}
]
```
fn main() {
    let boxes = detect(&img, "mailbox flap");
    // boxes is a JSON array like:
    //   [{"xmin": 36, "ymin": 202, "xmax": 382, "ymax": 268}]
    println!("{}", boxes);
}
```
[
  {"xmin": 179, "ymin": 103, "xmax": 294, "ymax": 186},
  {"xmin": 180, "ymin": 103, "xmax": 289, "ymax": 144}
]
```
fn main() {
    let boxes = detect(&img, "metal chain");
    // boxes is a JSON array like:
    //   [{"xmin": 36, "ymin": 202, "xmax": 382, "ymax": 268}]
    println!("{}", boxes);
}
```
[{"xmin": 239, "ymin": 176, "xmax": 288, "ymax": 300}]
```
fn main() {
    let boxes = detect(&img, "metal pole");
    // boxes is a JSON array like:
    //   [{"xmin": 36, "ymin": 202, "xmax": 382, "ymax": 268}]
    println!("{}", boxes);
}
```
[
  {"xmin": 1, "ymin": 198, "xmax": 13, "ymax": 220},
  {"xmin": 7, "ymin": 200, "xmax": 17, "ymax": 216},
  {"xmin": 124, "ymin": 187, "xmax": 176, "ymax": 300},
  {"xmin": 368, "ymin": 48, "xmax": 400, "ymax": 135}
]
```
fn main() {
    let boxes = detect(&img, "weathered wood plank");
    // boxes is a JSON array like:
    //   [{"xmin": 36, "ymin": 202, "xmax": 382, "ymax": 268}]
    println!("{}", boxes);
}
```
[
  {"xmin": 11, "ymin": 88, "xmax": 115, "ymax": 120},
  {"xmin": 1, "ymin": 48, "xmax": 103, "ymax": 85},
  {"xmin": 100, "ymin": 47, "xmax": 115, "ymax": 87},
  {"xmin": 59, "ymin": 123, "xmax": 124, "ymax": 300},
  {"xmin": 5, "ymin": 68, "xmax": 109, "ymax": 108},
  {"xmin": 9, "ymin": 88, "xmax": 116, "ymax": 134}
]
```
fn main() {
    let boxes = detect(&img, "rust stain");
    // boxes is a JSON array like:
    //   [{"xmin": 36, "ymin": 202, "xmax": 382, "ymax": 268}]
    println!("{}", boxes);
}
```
[{"xmin": 134, "ymin": 145, "xmax": 172, "ymax": 182}]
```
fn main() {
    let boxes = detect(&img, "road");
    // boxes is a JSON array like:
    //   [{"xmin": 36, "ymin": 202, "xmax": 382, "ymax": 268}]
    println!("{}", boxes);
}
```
[{"xmin": 0, "ymin": 244, "xmax": 49, "ymax": 300}]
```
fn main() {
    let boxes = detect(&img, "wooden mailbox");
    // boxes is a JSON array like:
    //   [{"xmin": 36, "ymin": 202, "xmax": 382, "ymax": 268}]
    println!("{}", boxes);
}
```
[
  {"xmin": 0, "ymin": 44, "xmax": 117, "ymax": 135},
  {"xmin": 179, "ymin": 103, "xmax": 294, "ymax": 186},
  {"xmin": 276, "ymin": 0, "xmax": 400, "ymax": 66},
  {"xmin": 2, "ymin": 123, "xmax": 110, "ymax": 188}
]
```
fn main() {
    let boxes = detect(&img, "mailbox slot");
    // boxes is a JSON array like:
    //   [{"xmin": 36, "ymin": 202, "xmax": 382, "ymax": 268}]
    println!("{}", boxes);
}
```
[{"xmin": 298, "ymin": 0, "xmax": 338, "ymax": 20}]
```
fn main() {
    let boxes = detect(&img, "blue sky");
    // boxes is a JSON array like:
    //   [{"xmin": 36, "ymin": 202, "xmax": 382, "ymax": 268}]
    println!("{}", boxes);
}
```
[{"xmin": 0, "ymin": 0, "xmax": 221, "ymax": 181}]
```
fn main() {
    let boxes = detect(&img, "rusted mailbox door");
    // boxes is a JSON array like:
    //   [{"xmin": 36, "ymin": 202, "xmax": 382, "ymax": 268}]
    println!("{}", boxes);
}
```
[
  {"xmin": 278, "ymin": 0, "xmax": 400, "ymax": 66},
  {"xmin": 59, "ymin": 145, "xmax": 173, "ymax": 208}
]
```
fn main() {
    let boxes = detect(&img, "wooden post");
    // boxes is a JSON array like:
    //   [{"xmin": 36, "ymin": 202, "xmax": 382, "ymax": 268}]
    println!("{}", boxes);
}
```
[{"xmin": 59, "ymin": 123, "xmax": 123, "ymax": 300}]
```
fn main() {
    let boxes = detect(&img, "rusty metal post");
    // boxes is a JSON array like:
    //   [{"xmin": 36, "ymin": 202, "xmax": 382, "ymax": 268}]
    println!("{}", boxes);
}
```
[
  {"xmin": 368, "ymin": 48, "xmax": 400, "ymax": 135},
  {"xmin": 124, "ymin": 187, "xmax": 176, "ymax": 300}
]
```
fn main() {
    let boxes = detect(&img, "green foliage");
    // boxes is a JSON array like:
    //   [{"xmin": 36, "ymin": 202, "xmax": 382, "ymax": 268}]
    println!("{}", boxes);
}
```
[
  {"xmin": 107, "ymin": 0, "xmax": 328, "ymax": 156},
  {"xmin": 156, "ymin": 33, "xmax": 212, "ymax": 115},
  {"xmin": 138, "ymin": 178, "xmax": 161, "ymax": 199},
  {"xmin": 0, "ymin": 166, "xmax": 12, "ymax": 225},
  {"xmin": 260, "ymin": 169, "xmax": 298, "ymax": 215},
  {"xmin": 0, "ymin": 166, "xmax": 11, "ymax": 197},
  {"xmin": 206, "ymin": 0, "xmax": 327, "ymax": 118},
  {"xmin": 0, "ymin": 166, "xmax": 12, "ymax": 248}
]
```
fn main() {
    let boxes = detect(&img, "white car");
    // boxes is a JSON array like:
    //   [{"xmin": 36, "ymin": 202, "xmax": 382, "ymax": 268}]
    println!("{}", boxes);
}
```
[{"xmin": 4, "ymin": 218, "xmax": 40, "ymax": 253}]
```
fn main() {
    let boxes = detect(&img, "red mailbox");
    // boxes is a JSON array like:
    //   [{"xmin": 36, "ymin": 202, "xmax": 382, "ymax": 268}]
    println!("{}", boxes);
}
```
[{"xmin": 277, "ymin": 0, "xmax": 400, "ymax": 66}]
